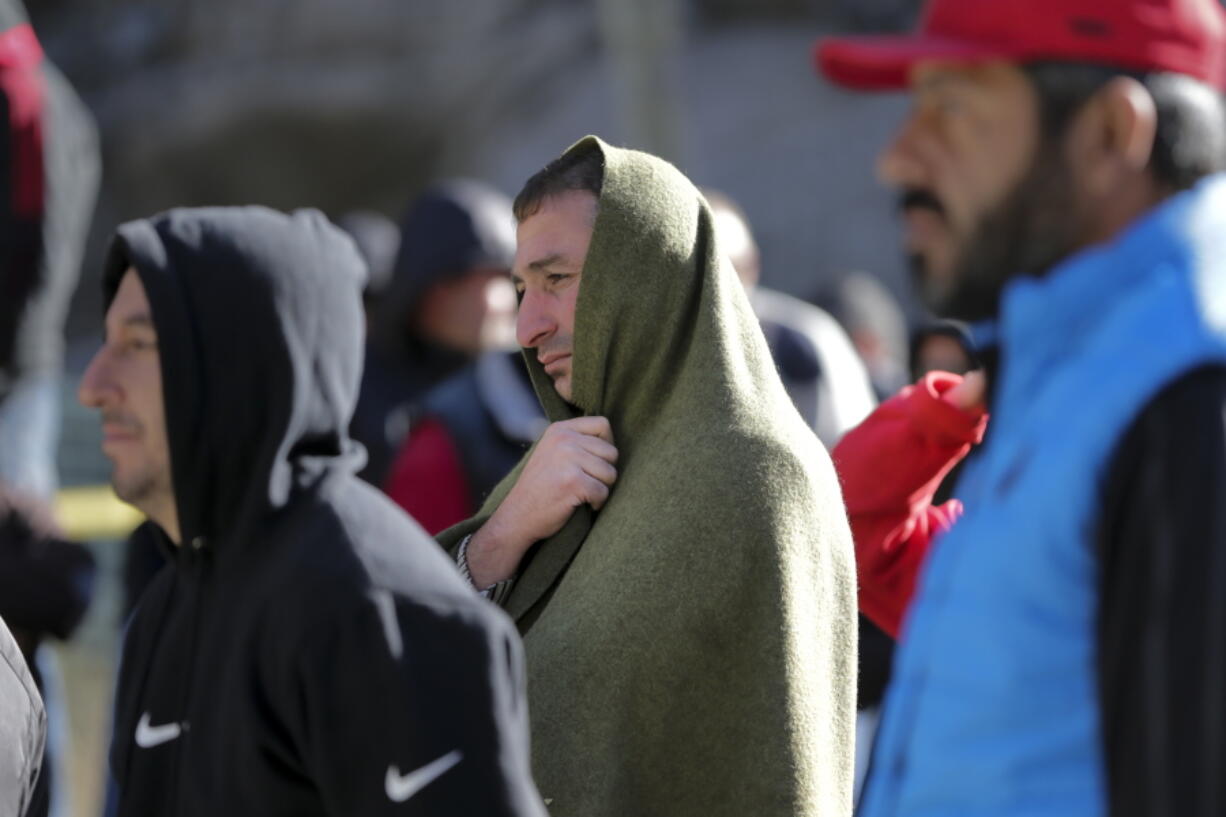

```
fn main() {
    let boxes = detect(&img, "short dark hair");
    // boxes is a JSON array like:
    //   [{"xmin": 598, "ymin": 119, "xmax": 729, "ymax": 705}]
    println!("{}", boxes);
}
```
[
  {"xmin": 1023, "ymin": 61, "xmax": 1226, "ymax": 192},
  {"xmin": 512, "ymin": 141, "xmax": 606, "ymax": 222}
]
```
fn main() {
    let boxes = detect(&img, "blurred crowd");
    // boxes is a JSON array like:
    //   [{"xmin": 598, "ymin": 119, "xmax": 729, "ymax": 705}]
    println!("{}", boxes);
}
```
[{"xmin": 3, "ymin": 0, "xmax": 1226, "ymax": 816}]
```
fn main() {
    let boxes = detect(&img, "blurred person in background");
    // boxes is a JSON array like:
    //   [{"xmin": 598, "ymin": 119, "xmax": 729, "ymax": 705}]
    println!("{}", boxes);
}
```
[
  {"xmin": 831, "ymin": 370, "xmax": 987, "ymax": 807},
  {"xmin": 908, "ymin": 319, "xmax": 976, "ymax": 379},
  {"xmin": 705, "ymin": 191, "xmax": 887, "ymax": 806},
  {"xmin": 907, "ymin": 319, "xmax": 979, "ymax": 504},
  {"xmin": 384, "ymin": 346, "xmax": 544, "ymax": 535},
  {"xmin": 834, "ymin": 322, "xmax": 978, "ymax": 804},
  {"xmin": 337, "ymin": 209, "xmax": 401, "ymax": 324},
  {"xmin": 816, "ymin": 270, "xmax": 910, "ymax": 400},
  {"xmin": 705, "ymin": 189, "xmax": 875, "ymax": 446},
  {"xmin": 378, "ymin": 188, "xmax": 543, "ymax": 535},
  {"xmin": 0, "ymin": 3, "xmax": 100, "ymax": 816},
  {"xmin": 351, "ymin": 180, "xmax": 518, "ymax": 486},
  {"xmin": 79, "ymin": 207, "xmax": 544, "ymax": 816},
  {"xmin": 817, "ymin": 0, "xmax": 1226, "ymax": 814},
  {"xmin": 0, "ymin": 0, "xmax": 99, "ymax": 500},
  {"xmin": 441, "ymin": 137, "xmax": 857, "ymax": 817}
]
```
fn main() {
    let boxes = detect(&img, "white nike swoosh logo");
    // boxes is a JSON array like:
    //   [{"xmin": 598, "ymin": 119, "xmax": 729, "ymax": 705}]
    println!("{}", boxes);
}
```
[
  {"xmin": 134, "ymin": 712, "xmax": 184, "ymax": 749},
  {"xmin": 385, "ymin": 750, "xmax": 463, "ymax": 802}
]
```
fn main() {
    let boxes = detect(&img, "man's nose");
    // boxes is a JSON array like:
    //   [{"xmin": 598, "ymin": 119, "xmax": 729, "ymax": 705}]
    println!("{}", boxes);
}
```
[
  {"xmin": 876, "ymin": 113, "xmax": 929, "ymax": 189},
  {"xmin": 516, "ymin": 290, "xmax": 555, "ymax": 349},
  {"xmin": 78, "ymin": 347, "xmax": 115, "ymax": 409}
]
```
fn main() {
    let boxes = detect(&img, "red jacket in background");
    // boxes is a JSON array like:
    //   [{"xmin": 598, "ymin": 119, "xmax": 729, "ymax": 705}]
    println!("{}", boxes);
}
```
[
  {"xmin": 384, "ymin": 417, "xmax": 473, "ymax": 535},
  {"xmin": 831, "ymin": 371, "xmax": 987, "ymax": 638}
]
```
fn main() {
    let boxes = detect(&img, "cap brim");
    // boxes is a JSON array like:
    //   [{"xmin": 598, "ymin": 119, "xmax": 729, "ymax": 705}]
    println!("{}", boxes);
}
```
[{"xmin": 815, "ymin": 35, "xmax": 1021, "ymax": 91}]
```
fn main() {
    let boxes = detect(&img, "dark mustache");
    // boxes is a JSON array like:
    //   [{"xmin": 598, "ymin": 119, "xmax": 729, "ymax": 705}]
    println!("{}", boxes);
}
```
[
  {"xmin": 898, "ymin": 188, "xmax": 946, "ymax": 218},
  {"xmin": 101, "ymin": 411, "xmax": 142, "ymax": 433}
]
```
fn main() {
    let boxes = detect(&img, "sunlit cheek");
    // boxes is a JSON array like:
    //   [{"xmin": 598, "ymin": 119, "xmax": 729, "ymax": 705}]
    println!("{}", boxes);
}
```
[{"xmin": 560, "ymin": 289, "xmax": 581, "ymax": 336}]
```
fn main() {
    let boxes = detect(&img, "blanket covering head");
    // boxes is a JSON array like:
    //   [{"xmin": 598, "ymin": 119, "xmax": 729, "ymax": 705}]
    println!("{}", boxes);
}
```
[{"xmin": 440, "ymin": 136, "xmax": 857, "ymax": 817}]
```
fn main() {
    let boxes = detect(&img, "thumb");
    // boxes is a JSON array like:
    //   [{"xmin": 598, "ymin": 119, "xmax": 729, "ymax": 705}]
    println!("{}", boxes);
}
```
[{"xmin": 943, "ymin": 369, "xmax": 987, "ymax": 413}]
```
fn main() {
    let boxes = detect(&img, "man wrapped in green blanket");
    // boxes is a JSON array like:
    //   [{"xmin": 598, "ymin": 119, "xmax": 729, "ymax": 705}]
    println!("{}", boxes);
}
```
[{"xmin": 441, "ymin": 136, "xmax": 857, "ymax": 817}]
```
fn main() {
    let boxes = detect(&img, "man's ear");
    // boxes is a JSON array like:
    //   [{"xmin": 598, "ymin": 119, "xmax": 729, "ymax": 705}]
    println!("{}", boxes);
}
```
[{"xmin": 1067, "ymin": 76, "xmax": 1158, "ymax": 196}]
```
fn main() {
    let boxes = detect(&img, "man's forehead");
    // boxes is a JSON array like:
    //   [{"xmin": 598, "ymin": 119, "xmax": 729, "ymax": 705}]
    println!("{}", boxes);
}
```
[
  {"xmin": 108, "ymin": 267, "xmax": 156, "ymax": 327},
  {"xmin": 910, "ymin": 59, "xmax": 1024, "ymax": 93},
  {"xmin": 512, "ymin": 192, "xmax": 597, "ymax": 272},
  {"xmin": 517, "ymin": 190, "xmax": 598, "ymax": 236}
]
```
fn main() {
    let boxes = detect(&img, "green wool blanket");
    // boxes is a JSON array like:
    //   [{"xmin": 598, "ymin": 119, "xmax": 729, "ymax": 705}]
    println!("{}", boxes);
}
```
[{"xmin": 440, "ymin": 136, "xmax": 857, "ymax": 817}]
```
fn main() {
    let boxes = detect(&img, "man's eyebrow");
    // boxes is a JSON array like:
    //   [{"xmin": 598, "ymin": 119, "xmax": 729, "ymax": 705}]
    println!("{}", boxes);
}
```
[
  {"xmin": 121, "ymin": 313, "xmax": 155, "ymax": 329},
  {"xmin": 528, "ymin": 253, "xmax": 566, "ymax": 271},
  {"xmin": 915, "ymin": 72, "xmax": 959, "ymax": 94}
]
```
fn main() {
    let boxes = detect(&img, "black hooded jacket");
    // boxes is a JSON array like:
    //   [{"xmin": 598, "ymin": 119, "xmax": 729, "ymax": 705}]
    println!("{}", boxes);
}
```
[{"xmin": 101, "ymin": 207, "xmax": 544, "ymax": 816}]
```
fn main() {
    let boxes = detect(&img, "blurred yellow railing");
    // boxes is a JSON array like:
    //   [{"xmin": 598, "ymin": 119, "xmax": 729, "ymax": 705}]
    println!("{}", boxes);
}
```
[{"xmin": 55, "ymin": 484, "xmax": 144, "ymax": 541}]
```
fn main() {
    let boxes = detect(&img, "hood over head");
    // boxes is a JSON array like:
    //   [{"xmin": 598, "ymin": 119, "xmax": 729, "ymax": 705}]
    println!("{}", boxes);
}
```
[
  {"xmin": 371, "ymin": 179, "xmax": 515, "ymax": 353},
  {"xmin": 522, "ymin": 136, "xmax": 782, "ymax": 455},
  {"xmin": 102, "ymin": 206, "xmax": 368, "ymax": 552}
]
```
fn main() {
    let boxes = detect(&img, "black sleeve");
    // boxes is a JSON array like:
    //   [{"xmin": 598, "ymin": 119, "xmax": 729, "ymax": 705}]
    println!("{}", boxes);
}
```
[
  {"xmin": 0, "ymin": 505, "xmax": 95, "ymax": 647},
  {"xmin": 1096, "ymin": 365, "xmax": 1226, "ymax": 817},
  {"xmin": 298, "ymin": 595, "xmax": 547, "ymax": 817}
]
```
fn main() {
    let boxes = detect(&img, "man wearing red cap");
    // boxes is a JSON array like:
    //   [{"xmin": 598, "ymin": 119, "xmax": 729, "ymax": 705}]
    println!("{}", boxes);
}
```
[{"xmin": 817, "ymin": 1, "xmax": 1226, "ymax": 815}]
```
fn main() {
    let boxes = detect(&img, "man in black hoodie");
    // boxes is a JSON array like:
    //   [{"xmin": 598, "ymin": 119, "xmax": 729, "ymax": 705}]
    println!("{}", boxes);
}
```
[{"xmin": 78, "ymin": 206, "xmax": 545, "ymax": 816}]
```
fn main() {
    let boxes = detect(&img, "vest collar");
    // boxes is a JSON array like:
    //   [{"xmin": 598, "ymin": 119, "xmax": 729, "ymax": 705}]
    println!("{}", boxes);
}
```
[{"xmin": 994, "ymin": 175, "xmax": 1226, "ymax": 425}]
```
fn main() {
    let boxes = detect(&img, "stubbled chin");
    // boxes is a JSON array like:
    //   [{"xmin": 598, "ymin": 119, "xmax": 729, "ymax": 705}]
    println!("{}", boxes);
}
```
[{"xmin": 909, "ymin": 248, "xmax": 957, "ymax": 299}]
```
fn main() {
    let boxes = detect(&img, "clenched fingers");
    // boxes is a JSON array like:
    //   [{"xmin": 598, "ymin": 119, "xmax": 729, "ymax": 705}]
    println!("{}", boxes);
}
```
[
  {"xmin": 579, "ymin": 474, "xmax": 612, "ymax": 510},
  {"xmin": 574, "ymin": 433, "xmax": 618, "ymax": 466},
  {"xmin": 578, "ymin": 451, "xmax": 618, "ymax": 487},
  {"xmin": 559, "ymin": 415, "xmax": 614, "ymax": 446}
]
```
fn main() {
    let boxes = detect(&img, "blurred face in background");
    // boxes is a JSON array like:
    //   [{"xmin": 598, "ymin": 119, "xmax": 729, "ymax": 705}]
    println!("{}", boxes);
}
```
[
  {"xmin": 913, "ymin": 332, "xmax": 973, "ymax": 378},
  {"xmin": 412, "ymin": 264, "xmax": 518, "ymax": 354},
  {"xmin": 78, "ymin": 269, "xmax": 176, "ymax": 528},
  {"xmin": 709, "ymin": 200, "xmax": 761, "ymax": 290},
  {"xmin": 512, "ymin": 190, "xmax": 596, "ymax": 403},
  {"xmin": 879, "ymin": 60, "xmax": 1084, "ymax": 321}
]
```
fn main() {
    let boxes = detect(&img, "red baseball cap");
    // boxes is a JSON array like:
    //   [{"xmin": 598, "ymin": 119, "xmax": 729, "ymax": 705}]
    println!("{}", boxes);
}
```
[{"xmin": 816, "ymin": 0, "xmax": 1226, "ymax": 92}]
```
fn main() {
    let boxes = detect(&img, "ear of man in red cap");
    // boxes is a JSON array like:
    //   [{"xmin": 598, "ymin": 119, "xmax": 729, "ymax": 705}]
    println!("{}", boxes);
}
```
[{"xmin": 815, "ymin": 1, "xmax": 1226, "ymax": 816}]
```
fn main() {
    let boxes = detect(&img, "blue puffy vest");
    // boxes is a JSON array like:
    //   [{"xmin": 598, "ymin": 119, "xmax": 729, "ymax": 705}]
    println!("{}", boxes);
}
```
[{"xmin": 860, "ymin": 175, "xmax": 1226, "ymax": 817}]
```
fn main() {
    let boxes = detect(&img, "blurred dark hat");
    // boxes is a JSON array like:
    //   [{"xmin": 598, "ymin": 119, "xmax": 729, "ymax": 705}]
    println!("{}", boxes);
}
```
[{"xmin": 370, "ymin": 179, "xmax": 515, "ymax": 346}]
